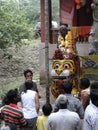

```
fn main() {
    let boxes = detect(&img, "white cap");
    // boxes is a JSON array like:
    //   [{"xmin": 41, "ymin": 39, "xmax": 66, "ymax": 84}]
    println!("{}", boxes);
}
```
[{"xmin": 57, "ymin": 94, "xmax": 68, "ymax": 105}]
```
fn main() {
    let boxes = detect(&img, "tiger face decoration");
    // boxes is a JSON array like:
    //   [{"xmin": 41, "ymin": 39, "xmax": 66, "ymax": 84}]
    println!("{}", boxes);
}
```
[
  {"xmin": 51, "ymin": 60, "xmax": 76, "ymax": 79},
  {"xmin": 50, "ymin": 59, "xmax": 79, "ymax": 98},
  {"xmin": 50, "ymin": 29, "xmax": 84, "ymax": 98}
]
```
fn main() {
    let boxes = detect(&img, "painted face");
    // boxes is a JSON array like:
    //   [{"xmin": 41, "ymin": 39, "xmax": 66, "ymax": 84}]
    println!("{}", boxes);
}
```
[
  {"xmin": 51, "ymin": 60, "xmax": 75, "ymax": 80},
  {"xmin": 25, "ymin": 72, "xmax": 33, "ymax": 80}
]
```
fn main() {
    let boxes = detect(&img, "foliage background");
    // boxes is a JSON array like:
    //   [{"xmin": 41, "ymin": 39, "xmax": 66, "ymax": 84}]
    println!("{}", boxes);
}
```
[{"xmin": 0, "ymin": 0, "xmax": 59, "ymax": 49}]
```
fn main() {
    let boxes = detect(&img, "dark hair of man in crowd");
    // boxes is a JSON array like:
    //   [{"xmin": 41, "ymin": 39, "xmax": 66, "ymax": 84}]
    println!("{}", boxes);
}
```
[
  {"xmin": 80, "ymin": 78, "xmax": 90, "ymax": 89},
  {"xmin": 7, "ymin": 89, "xmax": 19, "ymax": 103},
  {"xmin": 42, "ymin": 103, "xmax": 53, "ymax": 116},
  {"xmin": 24, "ymin": 80, "xmax": 33, "ymax": 92},
  {"xmin": 90, "ymin": 89, "xmax": 98, "ymax": 107},
  {"xmin": 2, "ymin": 96, "xmax": 10, "ymax": 105},
  {"xmin": 90, "ymin": 81, "xmax": 98, "ymax": 90},
  {"xmin": 59, "ymin": 102, "xmax": 67, "ymax": 109},
  {"xmin": 24, "ymin": 69, "xmax": 33, "ymax": 77},
  {"xmin": 62, "ymin": 82, "xmax": 72, "ymax": 94}
]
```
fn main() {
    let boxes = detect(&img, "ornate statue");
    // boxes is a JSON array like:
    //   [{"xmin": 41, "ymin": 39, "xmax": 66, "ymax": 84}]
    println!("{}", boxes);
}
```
[{"xmin": 50, "ymin": 26, "xmax": 84, "ymax": 99}]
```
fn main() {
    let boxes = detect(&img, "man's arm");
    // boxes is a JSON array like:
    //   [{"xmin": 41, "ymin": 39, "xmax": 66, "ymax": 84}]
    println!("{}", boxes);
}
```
[
  {"xmin": 35, "ymin": 93, "xmax": 40, "ymax": 113},
  {"xmin": 19, "ymin": 112, "xmax": 27, "ymax": 126}
]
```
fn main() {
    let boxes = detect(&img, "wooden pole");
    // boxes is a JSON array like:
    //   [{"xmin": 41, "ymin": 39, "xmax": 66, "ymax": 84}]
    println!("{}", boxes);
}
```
[{"xmin": 45, "ymin": 0, "xmax": 50, "ymax": 104}]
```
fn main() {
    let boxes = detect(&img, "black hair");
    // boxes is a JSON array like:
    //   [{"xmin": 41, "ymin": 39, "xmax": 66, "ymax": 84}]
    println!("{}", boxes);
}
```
[
  {"xmin": 90, "ymin": 82, "xmax": 98, "ymax": 90},
  {"xmin": 90, "ymin": 89, "xmax": 98, "ymax": 105},
  {"xmin": 6, "ymin": 88, "xmax": 18, "ymax": 103},
  {"xmin": 80, "ymin": 78, "xmax": 90, "ymax": 89},
  {"xmin": 59, "ymin": 25, "xmax": 68, "ymax": 32},
  {"xmin": 59, "ymin": 102, "xmax": 67, "ymax": 109},
  {"xmin": 2, "ymin": 96, "xmax": 10, "ymax": 105},
  {"xmin": 24, "ymin": 69, "xmax": 33, "ymax": 77},
  {"xmin": 24, "ymin": 80, "xmax": 33, "ymax": 92},
  {"xmin": 59, "ymin": 25, "xmax": 68, "ymax": 39},
  {"xmin": 42, "ymin": 103, "xmax": 52, "ymax": 116},
  {"xmin": 62, "ymin": 82, "xmax": 72, "ymax": 93}
]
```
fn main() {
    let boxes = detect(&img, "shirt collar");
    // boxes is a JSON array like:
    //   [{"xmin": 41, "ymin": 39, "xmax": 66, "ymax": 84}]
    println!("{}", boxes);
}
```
[
  {"xmin": 59, "ymin": 109, "xmax": 68, "ymax": 112},
  {"xmin": 9, "ymin": 103, "xmax": 19, "ymax": 109},
  {"xmin": 91, "ymin": 103, "xmax": 98, "ymax": 112}
]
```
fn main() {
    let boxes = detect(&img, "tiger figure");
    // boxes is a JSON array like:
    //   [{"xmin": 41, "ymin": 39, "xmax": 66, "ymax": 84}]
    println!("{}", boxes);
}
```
[
  {"xmin": 50, "ymin": 25, "xmax": 84, "ymax": 99},
  {"xmin": 50, "ymin": 59, "xmax": 81, "ymax": 98}
]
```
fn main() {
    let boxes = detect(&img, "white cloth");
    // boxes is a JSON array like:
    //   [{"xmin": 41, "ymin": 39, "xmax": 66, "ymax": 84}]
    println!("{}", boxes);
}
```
[
  {"xmin": 88, "ymin": 35, "xmax": 97, "ymax": 53},
  {"xmin": 1, "ymin": 126, "xmax": 10, "ymax": 130},
  {"xmin": 21, "ymin": 90, "xmax": 38, "ymax": 119},
  {"xmin": 84, "ymin": 103, "xmax": 98, "ymax": 130},
  {"xmin": 46, "ymin": 109, "xmax": 82, "ymax": 130}
]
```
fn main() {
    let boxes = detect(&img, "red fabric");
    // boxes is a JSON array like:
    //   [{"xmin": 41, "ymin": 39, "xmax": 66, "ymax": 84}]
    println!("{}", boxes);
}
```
[
  {"xmin": 60, "ymin": 6, "xmax": 75, "ymax": 25},
  {"xmin": 74, "ymin": 0, "xmax": 81, "ymax": 4},
  {"xmin": 71, "ymin": 26, "xmax": 92, "ymax": 38},
  {"xmin": 61, "ymin": 0, "xmax": 74, "ymax": 13},
  {"xmin": 9, "ymin": 103, "xmax": 19, "ymax": 109},
  {"xmin": 78, "ymin": 26, "xmax": 91, "ymax": 35},
  {"xmin": 74, "ymin": 0, "xmax": 83, "ymax": 9}
]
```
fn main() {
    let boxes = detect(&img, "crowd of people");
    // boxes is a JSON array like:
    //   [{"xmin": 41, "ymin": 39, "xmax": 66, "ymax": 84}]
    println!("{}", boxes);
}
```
[{"xmin": 0, "ymin": 69, "xmax": 98, "ymax": 130}]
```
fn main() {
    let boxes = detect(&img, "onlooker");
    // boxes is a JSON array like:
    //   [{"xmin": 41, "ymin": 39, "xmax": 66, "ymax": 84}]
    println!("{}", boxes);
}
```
[
  {"xmin": 58, "ymin": 25, "xmax": 68, "ymax": 48},
  {"xmin": 53, "ymin": 82, "xmax": 84, "ymax": 119},
  {"xmin": 89, "ymin": 81, "xmax": 98, "ymax": 105},
  {"xmin": 1, "ymin": 89, "xmax": 26, "ymax": 130},
  {"xmin": 90, "ymin": 81, "xmax": 98, "ymax": 90},
  {"xmin": 80, "ymin": 78, "xmax": 90, "ymax": 110},
  {"xmin": 19, "ymin": 69, "xmax": 39, "ymax": 95},
  {"xmin": 36, "ymin": 103, "xmax": 52, "ymax": 130},
  {"xmin": 84, "ymin": 88, "xmax": 98, "ymax": 130},
  {"xmin": 21, "ymin": 80, "xmax": 40, "ymax": 130},
  {"xmin": 46, "ymin": 94, "xmax": 82, "ymax": 130}
]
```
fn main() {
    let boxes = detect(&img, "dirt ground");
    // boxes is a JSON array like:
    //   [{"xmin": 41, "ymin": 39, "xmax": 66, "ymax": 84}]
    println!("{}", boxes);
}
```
[{"xmin": 38, "ymin": 83, "xmax": 55, "ymax": 114}]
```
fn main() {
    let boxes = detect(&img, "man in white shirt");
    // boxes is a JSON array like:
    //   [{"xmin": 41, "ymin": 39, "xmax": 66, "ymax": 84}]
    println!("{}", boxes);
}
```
[
  {"xmin": 53, "ymin": 82, "xmax": 84, "ymax": 119},
  {"xmin": 84, "ymin": 88, "xmax": 98, "ymax": 130},
  {"xmin": 46, "ymin": 95, "xmax": 82, "ymax": 130}
]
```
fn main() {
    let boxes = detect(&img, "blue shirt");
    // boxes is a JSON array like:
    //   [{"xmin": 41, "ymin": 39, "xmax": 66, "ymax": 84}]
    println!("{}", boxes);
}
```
[{"xmin": 54, "ymin": 94, "xmax": 84, "ymax": 119}]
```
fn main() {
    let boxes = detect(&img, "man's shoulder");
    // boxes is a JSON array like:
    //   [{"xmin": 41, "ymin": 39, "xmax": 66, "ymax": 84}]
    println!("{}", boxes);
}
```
[
  {"xmin": 2, "ymin": 105, "xmax": 21, "ymax": 113},
  {"xmin": 85, "ymin": 104, "xmax": 95, "ymax": 116},
  {"xmin": 19, "ymin": 83, "xmax": 25, "ymax": 93},
  {"xmin": 68, "ymin": 95, "xmax": 82, "ymax": 104},
  {"xmin": 67, "ymin": 94, "xmax": 79, "ymax": 101},
  {"xmin": 32, "ymin": 80, "xmax": 37, "ymax": 85}
]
